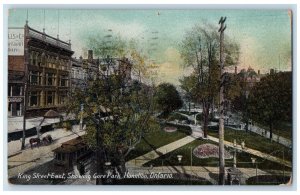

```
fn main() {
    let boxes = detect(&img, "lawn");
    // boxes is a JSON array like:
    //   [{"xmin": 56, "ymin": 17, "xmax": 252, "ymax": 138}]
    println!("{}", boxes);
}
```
[
  {"xmin": 125, "ymin": 124, "xmax": 192, "ymax": 161},
  {"xmin": 207, "ymin": 128, "xmax": 292, "ymax": 161},
  {"xmin": 254, "ymin": 121, "xmax": 292, "ymax": 140},
  {"xmin": 167, "ymin": 112, "xmax": 189, "ymax": 121},
  {"xmin": 144, "ymin": 139, "xmax": 292, "ymax": 172}
]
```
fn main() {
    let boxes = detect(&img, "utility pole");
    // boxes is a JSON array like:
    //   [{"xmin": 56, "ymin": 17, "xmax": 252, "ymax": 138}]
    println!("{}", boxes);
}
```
[
  {"xmin": 218, "ymin": 16, "xmax": 227, "ymax": 185},
  {"xmin": 21, "ymin": 20, "xmax": 30, "ymax": 150}
]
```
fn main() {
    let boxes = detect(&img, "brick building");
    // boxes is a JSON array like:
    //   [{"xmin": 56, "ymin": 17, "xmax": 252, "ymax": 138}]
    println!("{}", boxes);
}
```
[{"xmin": 8, "ymin": 22, "xmax": 74, "ymax": 118}]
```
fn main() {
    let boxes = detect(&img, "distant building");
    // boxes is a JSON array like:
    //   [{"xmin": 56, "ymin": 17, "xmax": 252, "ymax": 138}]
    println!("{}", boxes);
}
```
[
  {"xmin": 237, "ymin": 67, "xmax": 265, "ymax": 96},
  {"xmin": 71, "ymin": 51, "xmax": 132, "ymax": 91},
  {"xmin": 8, "ymin": 22, "xmax": 74, "ymax": 118},
  {"xmin": 71, "ymin": 57, "xmax": 87, "ymax": 90}
]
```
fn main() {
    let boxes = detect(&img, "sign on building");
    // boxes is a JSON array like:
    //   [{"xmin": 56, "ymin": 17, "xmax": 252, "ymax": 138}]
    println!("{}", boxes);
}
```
[{"xmin": 8, "ymin": 28, "xmax": 24, "ymax": 56}]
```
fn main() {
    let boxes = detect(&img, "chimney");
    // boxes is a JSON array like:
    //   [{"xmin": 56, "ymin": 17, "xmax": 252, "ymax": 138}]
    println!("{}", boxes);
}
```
[
  {"xmin": 234, "ymin": 66, "xmax": 237, "ymax": 74},
  {"xmin": 88, "ymin": 50, "xmax": 93, "ymax": 62},
  {"xmin": 258, "ymin": 70, "xmax": 260, "ymax": 75}
]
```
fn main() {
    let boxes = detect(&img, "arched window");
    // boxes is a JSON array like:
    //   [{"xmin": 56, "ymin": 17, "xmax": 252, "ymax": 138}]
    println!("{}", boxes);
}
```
[
  {"xmin": 41, "ymin": 52, "xmax": 46, "ymax": 66},
  {"xmin": 35, "ymin": 52, "xmax": 40, "ymax": 66},
  {"xmin": 47, "ymin": 55, "xmax": 51, "ymax": 68}
]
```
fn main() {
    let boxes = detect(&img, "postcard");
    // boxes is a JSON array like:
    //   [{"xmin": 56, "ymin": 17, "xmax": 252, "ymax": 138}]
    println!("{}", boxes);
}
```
[{"xmin": 7, "ymin": 7, "xmax": 293, "ymax": 186}]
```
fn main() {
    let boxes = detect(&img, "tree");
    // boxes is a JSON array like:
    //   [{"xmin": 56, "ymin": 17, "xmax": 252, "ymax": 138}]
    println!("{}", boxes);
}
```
[
  {"xmin": 248, "ymin": 71, "xmax": 292, "ymax": 140},
  {"xmin": 179, "ymin": 75, "xmax": 198, "ymax": 112},
  {"xmin": 179, "ymin": 23, "xmax": 239, "ymax": 138},
  {"xmin": 154, "ymin": 83, "xmax": 183, "ymax": 116},
  {"xmin": 67, "ymin": 36, "xmax": 159, "ymax": 184}
]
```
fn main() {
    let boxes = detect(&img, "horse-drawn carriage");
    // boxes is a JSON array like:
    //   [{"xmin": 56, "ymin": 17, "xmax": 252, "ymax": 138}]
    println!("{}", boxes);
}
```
[{"xmin": 29, "ymin": 134, "xmax": 53, "ymax": 148}]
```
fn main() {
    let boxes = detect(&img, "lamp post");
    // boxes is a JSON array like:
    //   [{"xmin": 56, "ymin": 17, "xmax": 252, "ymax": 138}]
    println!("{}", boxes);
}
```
[
  {"xmin": 190, "ymin": 147, "xmax": 193, "ymax": 171},
  {"xmin": 251, "ymin": 157, "xmax": 258, "ymax": 183},
  {"xmin": 177, "ymin": 155, "xmax": 183, "ymax": 164},
  {"xmin": 233, "ymin": 139, "xmax": 237, "ymax": 168},
  {"xmin": 245, "ymin": 90, "xmax": 249, "ymax": 133},
  {"xmin": 80, "ymin": 103, "xmax": 84, "ymax": 130}
]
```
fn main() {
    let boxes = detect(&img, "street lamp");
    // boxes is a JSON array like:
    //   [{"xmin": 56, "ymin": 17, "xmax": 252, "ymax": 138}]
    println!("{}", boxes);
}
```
[
  {"xmin": 190, "ymin": 147, "xmax": 193, "ymax": 171},
  {"xmin": 80, "ymin": 103, "xmax": 84, "ymax": 130},
  {"xmin": 233, "ymin": 139, "xmax": 237, "ymax": 168},
  {"xmin": 251, "ymin": 157, "xmax": 258, "ymax": 183},
  {"xmin": 177, "ymin": 155, "xmax": 183, "ymax": 164}
]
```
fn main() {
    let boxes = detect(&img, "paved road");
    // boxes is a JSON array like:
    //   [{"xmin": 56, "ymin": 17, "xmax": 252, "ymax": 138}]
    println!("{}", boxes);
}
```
[{"xmin": 7, "ymin": 125, "xmax": 85, "ymax": 178}]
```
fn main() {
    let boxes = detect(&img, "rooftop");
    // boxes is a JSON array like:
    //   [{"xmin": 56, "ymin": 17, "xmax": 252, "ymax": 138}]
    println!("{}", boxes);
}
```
[
  {"xmin": 53, "ymin": 136, "xmax": 86, "ymax": 153},
  {"xmin": 27, "ymin": 25, "xmax": 72, "ymax": 52}
]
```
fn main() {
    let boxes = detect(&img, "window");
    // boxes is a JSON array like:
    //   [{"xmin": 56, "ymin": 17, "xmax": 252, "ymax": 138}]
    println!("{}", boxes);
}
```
[
  {"xmin": 60, "ymin": 75, "xmax": 68, "ymax": 87},
  {"xmin": 30, "ymin": 52, "xmax": 34, "ymax": 65},
  {"xmin": 12, "ymin": 85, "xmax": 21, "ymax": 96},
  {"xmin": 46, "ymin": 73, "xmax": 55, "ymax": 86},
  {"xmin": 72, "ymin": 69, "xmax": 75, "ymax": 78},
  {"xmin": 8, "ymin": 85, "xmax": 11, "ymax": 96},
  {"xmin": 35, "ymin": 53, "xmax": 39, "ymax": 66},
  {"xmin": 16, "ymin": 103, "xmax": 21, "ymax": 116},
  {"xmin": 29, "ymin": 91, "xmax": 39, "ymax": 107},
  {"xmin": 8, "ymin": 103, "xmax": 12, "ymax": 113},
  {"xmin": 29, "ymin": 71, "xmax": 39, "ymax": 85},
  {"xmin": 40, "ymin": 53, "xmax": 46, "ymax": 67},
  {"xmin": 46, "ymin": 91, "xmax": 55, "ymax": 105},
  {"xmin": 62, "ymin": 154, "xmax": 65, "ymax": 161},
  {"xmin": 59, "ymin": 92, "xmax": 67, "ymax": 105},
  {"xmin": 56, "ymin": 153, "xmax": 63, "ymax": 160}
]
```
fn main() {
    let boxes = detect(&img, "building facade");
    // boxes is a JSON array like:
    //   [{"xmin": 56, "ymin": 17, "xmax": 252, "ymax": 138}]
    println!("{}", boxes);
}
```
[{"xmin": 8, "ymin": 22, "xmax": 74, "ymax": 118}]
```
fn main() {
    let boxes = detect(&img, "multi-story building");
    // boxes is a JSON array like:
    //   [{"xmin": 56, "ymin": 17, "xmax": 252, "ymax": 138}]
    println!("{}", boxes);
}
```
[
  {"xmin": 70, "ymin": 50, "xmax": 132, "ymax": 91},
  {"xmin": 71, "ymin": 57, "xmax": 87, "ymax": 90},
  {"xmin": 8, "ymin": 22, "xmax": 74, "ymax": 118}
]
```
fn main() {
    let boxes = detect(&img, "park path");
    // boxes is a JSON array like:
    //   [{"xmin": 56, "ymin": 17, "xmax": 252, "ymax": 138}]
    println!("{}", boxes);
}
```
[
  {"xmin": 126, "ymin": 131, "xmax": 291, "ymax": 169},
  {"xmin": 207, "ymin": 136, "xmax": 292, "ymax": 168},
  {"xmin": 174, "ymin": 111, "xmax": 291, "ymax": 167},
  {"xmin": 126, "ymin": 135, "xmax": 197, "ymax": 167},
  {"xmin": 176, "ymin": 111, "xmax": 292, "ymax": 148}
]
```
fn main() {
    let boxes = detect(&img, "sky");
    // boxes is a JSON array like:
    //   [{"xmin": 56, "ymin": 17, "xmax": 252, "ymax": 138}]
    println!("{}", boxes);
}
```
[{"xmin": 8, "ymin": 9, "xmax": 292, "ymax": 85}]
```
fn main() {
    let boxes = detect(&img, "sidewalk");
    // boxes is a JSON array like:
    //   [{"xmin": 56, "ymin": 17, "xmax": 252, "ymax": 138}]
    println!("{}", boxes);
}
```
[
  {"xmin": 207, "ymin": 136, "xmax": 292, "ymax": 168},
  {"xmin": 248, "ymin": 124, "xmax": 292, "ymax": 148},
  {"xmin": 229, "ymin": 113, "xmax": 292, "ymax": 147},
  {"xmin": 177, "ymin": 111, "xmax": 292, "ymax": 148},
  {"xmin": 8, "ymin": 125, "xmax": 85, "ymax": 178},
  {"xmin": 126, "ymin": 135, "xmax": 197, "ymax": 167}
]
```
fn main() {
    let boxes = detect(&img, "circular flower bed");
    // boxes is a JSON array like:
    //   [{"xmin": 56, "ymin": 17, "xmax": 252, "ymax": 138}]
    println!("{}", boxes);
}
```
[
  {"xmin": 164, "ymin": 126, "xmax": 177, "ymax": 133},
  {"xmin": 193, "ymin": 143, "xmax": 233, "ymax": 159}
]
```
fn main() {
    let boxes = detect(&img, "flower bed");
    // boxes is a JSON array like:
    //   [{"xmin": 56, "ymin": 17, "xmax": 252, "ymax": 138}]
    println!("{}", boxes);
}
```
[
  {"xmin": 164, "ymin": 126, "xmax": 178, "ymax": 133},
  {"xmin": 193, "ymin": 143, "xmax": 232, "ymax": 159}
]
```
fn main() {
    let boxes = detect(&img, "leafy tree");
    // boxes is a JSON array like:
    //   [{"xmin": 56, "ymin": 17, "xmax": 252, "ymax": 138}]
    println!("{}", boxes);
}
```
[
  {"xmin": 179, "ymin": 23, "xmax": 239, "ymax": 137},
  {"xmin": 179, "ymin": 75, "xmax": 198, "ymax": 112},
  {"xmin": 248, "ymin": 71, "xmax": 292, "ymax": 140},
  {"xmin": 67, "ymin": 37, "xmax": 159, "ymax": 184},
  {"xmin": 154, "ymin": 83, "xmax": 183, "ymax": 116}
]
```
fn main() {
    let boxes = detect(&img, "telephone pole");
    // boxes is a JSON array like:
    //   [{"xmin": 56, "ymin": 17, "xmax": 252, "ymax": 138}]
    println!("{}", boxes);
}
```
[{"xmin": 218, "ymin": 16, "xmax": 227, "ymax": 185}]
